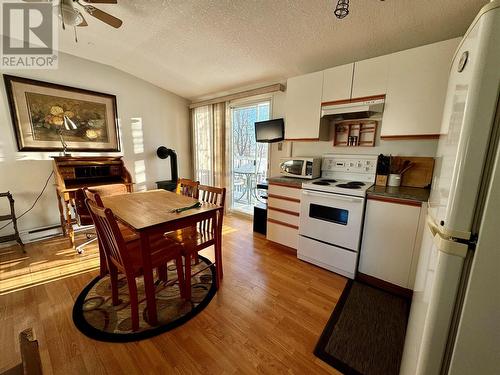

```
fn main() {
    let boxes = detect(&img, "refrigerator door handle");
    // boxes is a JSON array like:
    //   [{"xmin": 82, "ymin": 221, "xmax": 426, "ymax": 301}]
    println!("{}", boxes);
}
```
[
  {"xmin": 426, "ymin": 215, "xmax": 440, "ymax": 237},
  {"xmin": 426, "ymin": 216, "xmax": 468, "ymax": 258}
]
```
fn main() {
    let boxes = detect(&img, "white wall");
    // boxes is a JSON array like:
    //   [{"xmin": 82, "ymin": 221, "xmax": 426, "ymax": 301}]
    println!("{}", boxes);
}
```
[{"xmin": 0, "ymin": 52, "xmax": 190, "ymax": 235}]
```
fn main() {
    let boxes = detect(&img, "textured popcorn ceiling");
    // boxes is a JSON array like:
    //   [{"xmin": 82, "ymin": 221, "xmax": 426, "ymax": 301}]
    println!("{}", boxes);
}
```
[{"xmin": 58, "ymin": 0, "xmax": 488, "ymax": 100}]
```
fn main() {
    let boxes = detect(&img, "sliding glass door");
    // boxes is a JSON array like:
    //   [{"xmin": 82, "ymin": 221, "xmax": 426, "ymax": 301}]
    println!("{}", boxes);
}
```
[{"xmin": 230, "ymin": 100, "xmax": 270, "ymax": 214}]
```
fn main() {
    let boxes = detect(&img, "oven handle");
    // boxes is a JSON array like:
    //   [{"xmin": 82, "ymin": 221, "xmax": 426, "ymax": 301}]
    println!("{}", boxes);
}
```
[{"xmin": 302, "ymin": 189, "xmax": 364, "ymax": 203}]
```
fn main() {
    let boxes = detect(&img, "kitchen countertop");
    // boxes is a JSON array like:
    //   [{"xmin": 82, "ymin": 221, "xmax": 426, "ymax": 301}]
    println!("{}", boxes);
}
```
[
  {"xmin": 267, "ymin": 176, "xmax": 305, "ymax": 188},
  {"xmin": 367, "ymin": 185, "xmax": 430, "ymax": 203}
]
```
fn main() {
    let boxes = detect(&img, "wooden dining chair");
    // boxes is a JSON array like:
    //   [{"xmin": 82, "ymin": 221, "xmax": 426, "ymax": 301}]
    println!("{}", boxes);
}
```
[
  {"xmin": 86, "ymin": 199, "xmax": 186, "ymax": 331},
  {"xmin": 0, "ymin": 328, "xmax": 43, "ymax": 375},
  {"xmin": 165, "ymin": 185, "xmax": 226, "ymax": 300},
  {"xmin": 82, "ymin": 188, "xmax": 138, "ymax": 276},
  {"xmin": 176, "ymin": 178, "xmax": 199, "ymax": 199}
]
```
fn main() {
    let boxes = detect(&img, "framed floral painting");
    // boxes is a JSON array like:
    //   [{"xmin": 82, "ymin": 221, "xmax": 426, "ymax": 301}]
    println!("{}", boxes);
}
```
[{"xmin": 4, "ymin": 75, "xmax": 120, "ymax": 152}]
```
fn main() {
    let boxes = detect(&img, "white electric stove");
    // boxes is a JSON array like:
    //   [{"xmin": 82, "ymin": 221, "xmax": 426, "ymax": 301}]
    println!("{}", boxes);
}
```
[{"xmin": 298, "ymin": 154, "xmax": 377, "ymax": 279}]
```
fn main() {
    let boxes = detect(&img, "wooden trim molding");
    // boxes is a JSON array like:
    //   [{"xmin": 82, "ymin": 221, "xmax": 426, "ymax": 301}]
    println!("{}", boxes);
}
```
[
  {"xmin": 268, "ymin": 181, "xmax": 302, "ymax": 189},
  {"xmin": 189, "ymin": 83, "xmax": 285, "ymax": 109},
  {"xmin": 356, "ymin": 272, "xmax": 413, "ymax": 299},
  {"xmin": 284, "ymin": 138, "xmax": 320, "ymax": 142},
  {"xmin": 266, "ymin": 240, "xmax": 297, "ymax": 252},
  {"xmin": 268, "ymin": 206, "xmax": 300, "ymax": 216},
  {"xmin": 380, "ymin": 134, "xmax": 441, "ymax": 140},
  {"xmin": 268, "ymin": 194, "xmax": 300, "ymax": 203},
  {"xmin": 267, "ymin": 218, "xmax": 299, "ymax": 230},
  {"xmin": 321, "ymin": 94, "xmax": 386, "ymax": 107},
  {"xmin": 367, "ymin": 194, "xmax": 422, "ymax": 207}
]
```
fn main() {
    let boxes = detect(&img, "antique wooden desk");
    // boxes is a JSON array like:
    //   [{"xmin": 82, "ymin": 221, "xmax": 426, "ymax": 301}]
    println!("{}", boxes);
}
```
[
  {"xmin": 52, "ymin": 156, "xmax": 133, "ymax": 246},
  {"xmin": 101, "ymin": 189, "xmax": 223, "ymax": 325}
]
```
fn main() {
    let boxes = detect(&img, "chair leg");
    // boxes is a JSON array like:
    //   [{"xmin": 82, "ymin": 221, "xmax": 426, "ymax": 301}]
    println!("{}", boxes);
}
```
[
  {"xmin": 194, "ymin": 253, "xmax": 200, "ymax": 265},
  {"xmin": 126, "ymin": 275, "xmax": 140, "ymax": 331},
  {"xmin": 184, "ymin": 253, "xmax": 191, "ymax": 301},
  {"xmin": 175, "ymin": 257, "xmax": 185, "ymax": 299},
  {"xmin": 109, "ymin": 264, "xmax": 120, "ymax": 306},
  {"xmin": 157, "ymin": 265, "xmax": 168, "ymax": 282}
]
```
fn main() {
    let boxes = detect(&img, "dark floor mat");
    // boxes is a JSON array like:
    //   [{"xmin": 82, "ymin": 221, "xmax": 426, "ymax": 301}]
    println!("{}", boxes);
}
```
[{"xmin": 314, "ymin": 280, "xmax": 410, "ymax": 375}]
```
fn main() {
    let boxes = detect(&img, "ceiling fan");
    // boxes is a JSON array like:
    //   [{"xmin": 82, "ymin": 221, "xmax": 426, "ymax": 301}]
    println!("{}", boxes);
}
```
[
  {"xmin": 59, "ymin": 0, "xmax": 122, "ymax": 29},
  {"xmin": 23, "ymin": 0, "xmax": 122, "ymax": 35}
]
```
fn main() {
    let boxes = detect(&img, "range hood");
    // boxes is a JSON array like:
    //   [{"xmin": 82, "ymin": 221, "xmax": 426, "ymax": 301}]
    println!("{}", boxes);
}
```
[{"xmin": 321, "ymin": 97, "xmax": 385, "ymax": 120}]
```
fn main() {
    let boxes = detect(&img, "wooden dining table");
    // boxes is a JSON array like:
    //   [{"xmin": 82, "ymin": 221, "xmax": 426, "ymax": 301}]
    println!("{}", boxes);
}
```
[{"xmin": 101, "ymin": 189, "xmax": 223, "ymax": 326}]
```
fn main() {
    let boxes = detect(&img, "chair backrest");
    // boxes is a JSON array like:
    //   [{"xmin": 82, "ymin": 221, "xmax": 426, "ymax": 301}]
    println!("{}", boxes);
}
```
[
  {"xmin": 74, "ymin": 188, "xmax": 93, "ymax": 226},
  {"xmin": 83, "ymin": 188, "xmax": 104, "ymax": 207},
  {"xmin": 86, "ymin": 199, "xmax": 130, "ymax": 272},
  {"xmin": 90, "ymin": 184, "xmax": 129, "ymax": 196},
  {"xmin": 18, "ymin": 328, "xmax": 43, "ymax": 375},
  {"xmin": 176, "ymin": 178, "xmax": 199, "ymax": 199},
  {"xmin": 198, "ymin": 185, "xmax": 226, "ymax": 234}
]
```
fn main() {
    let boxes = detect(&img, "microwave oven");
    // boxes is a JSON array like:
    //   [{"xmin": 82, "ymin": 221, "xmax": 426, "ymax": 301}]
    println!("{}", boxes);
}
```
[{"xmin": 279, "ymin": 157, "xmax": 321, "ymax": 179}]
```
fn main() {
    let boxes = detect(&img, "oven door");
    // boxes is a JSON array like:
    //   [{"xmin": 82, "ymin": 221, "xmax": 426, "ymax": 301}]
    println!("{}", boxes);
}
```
[{"xmin": 299, "ymin": 189, "xmax": 365, "ymax": 251}]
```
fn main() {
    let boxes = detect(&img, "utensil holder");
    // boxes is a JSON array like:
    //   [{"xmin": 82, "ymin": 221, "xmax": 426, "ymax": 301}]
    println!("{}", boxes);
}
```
[{"xmin": 388, "ymin": 174, "xmax": 402, "ymax": 187}]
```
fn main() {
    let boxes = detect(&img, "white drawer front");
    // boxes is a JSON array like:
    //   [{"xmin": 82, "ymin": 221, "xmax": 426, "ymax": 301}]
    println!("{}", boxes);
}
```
[
  {"xmin": 297, "ymin": 235, "xmax": 358, "ymax": 279},
  {"xmin": 268, "ymin": 209, "xmax": 299, "ymax": 227},
  {"xmin": 268, "ymin": 184, "xmax": 302, "ymax": 200},
  {"xmin": 267, "ymin": 221, "xmax": 298, "ymax": 249},
  {"xmin": 267, "ymin": 197, "xmax": 300, "ymax": 213}
]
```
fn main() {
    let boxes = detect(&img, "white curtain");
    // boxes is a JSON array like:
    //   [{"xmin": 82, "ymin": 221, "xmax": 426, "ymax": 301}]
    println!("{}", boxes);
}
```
[{"xmin": 191, "ymin": 103, "xmax": 228, "ymax": 190}]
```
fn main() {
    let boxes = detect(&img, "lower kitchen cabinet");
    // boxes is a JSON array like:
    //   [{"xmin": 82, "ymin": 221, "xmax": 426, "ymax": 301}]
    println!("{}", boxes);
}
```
[
  {"xmin": 266, "ymin": 182, "xmax": 301, "ymax": 249},
  {"xmin": 359, "ymin": 196, "xmax": 427, "ymax": 291}
]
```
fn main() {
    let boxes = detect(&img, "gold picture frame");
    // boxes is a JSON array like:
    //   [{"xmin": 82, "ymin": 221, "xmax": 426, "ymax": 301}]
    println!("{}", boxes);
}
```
[{"xmin": 4, "ymin": 74, "xmax": 120, "ymax": 152}]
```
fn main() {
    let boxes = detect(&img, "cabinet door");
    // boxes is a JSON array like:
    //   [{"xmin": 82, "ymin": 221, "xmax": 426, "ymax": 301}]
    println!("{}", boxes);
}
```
[
  {"xmin": 359, "ymin": 199, "xmax": 421, "ymax": 288},
  {"xmin": 352, "ymin": 55, "xmax": 390, "ymax": 98},
  {"xmin": 322, "ymin": 63, "xmax": 354, "ymax": 102},
  {"xmin": 285, "ymin": 71, "xmax": 323, "ymax": 140},
  {"xmin": 381, "ymin": 38, "xmax": 460, "ymax": 138}
]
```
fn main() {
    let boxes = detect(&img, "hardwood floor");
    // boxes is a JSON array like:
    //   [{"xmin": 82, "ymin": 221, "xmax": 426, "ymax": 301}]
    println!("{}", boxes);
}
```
[
  {"xmin": 0, "ymin": 231, "xmax": 100, "ymax": 294},
  {"xmin": 0, "ymin": 215, "xmax": 346, "ymax": 374}
]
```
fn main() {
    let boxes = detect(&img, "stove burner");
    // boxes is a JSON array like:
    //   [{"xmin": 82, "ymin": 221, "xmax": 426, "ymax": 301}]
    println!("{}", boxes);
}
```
[
  {"xmin": 320, "ymin": 179, "xmax": 337, "ymax": 183},
  {"xmin": 312, "ymin": 181, "xmax": 330, "ymax": 185},
  {"xmin": 347, "ymin": 181, "xmax": 365, "ymax": 186},
  {"xmin": 336, "ymin": 183, "xmax": 362, "ymax": 189}
]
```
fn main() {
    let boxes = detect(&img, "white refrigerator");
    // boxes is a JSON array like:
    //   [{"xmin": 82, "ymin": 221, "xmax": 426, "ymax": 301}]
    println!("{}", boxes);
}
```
[{"xmin": 400, "ymin": 1, "xmax": 500, "ymax": 375}]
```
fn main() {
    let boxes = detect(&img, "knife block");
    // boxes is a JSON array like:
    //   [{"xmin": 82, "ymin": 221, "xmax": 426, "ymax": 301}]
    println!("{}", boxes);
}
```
[{"xmin": 376, "ymin": 175, "xmax": 388, "ymax": 186}]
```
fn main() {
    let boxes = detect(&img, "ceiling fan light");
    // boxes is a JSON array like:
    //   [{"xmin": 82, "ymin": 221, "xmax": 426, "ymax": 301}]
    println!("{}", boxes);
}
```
[
  {"xmin": 334, "ymin": 0, "xmax": 349, "ymax": 19},
  {"xmin": 60, "ymin": 3, "xmax": 83, "ymax": 27}
]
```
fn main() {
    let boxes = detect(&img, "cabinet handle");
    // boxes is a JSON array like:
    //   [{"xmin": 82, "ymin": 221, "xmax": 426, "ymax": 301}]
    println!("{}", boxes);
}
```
[{"xmin": 302, "ymin": 189, "xmax": 363, "ymax": 203}]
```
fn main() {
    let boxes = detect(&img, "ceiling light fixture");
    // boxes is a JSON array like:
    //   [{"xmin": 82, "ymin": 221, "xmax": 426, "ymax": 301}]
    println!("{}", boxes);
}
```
[
  {"xmin": 60, "ymin": 1, "xmax": 83, "ymax": 28},
  {"xmin": 334, "ymin": 0, "xmax": 349, "ymax": 19}
]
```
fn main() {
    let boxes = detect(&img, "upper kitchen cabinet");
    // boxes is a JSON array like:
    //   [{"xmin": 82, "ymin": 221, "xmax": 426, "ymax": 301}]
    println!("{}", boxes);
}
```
[
  {"xmin": 381, "ymin": 38, "xmax": 460, "ymax": 138},
  {"xmin": 322, "ymin": 63, "xmax": 354, "ymax": 103},
  {"xmin": 352, "ymin": 55, "xmax": 390, "ymax": 98},
  {"xmin": 285, "ymin": 71, "xmax": 328, "ymax": 140}
]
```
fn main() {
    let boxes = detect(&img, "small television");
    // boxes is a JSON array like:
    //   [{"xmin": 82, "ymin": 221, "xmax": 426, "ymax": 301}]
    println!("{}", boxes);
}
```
[{"xmin": 255, "ymin": 118, "xmax": 284, "ymax": 143}]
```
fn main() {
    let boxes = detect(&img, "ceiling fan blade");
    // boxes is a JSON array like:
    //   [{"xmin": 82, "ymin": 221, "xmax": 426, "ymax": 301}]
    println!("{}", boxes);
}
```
[
  {"xmin": 77, "ymin": 13, "xmax": 88, "ymax": 27},
  {"xmin": 83, "ymin": 0, "xmax": 118, "ymax": 3},
  {"xmin": 79, "ymin": 4, "xmax": 122, "ymax": 28}
]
